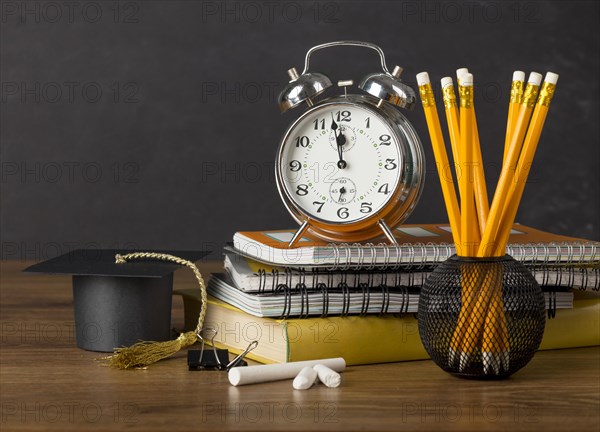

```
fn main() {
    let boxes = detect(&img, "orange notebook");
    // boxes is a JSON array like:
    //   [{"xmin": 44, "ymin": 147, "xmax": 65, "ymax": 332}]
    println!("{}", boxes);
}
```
[{"xmin": 232, "ymin": 223, "xmax": 600, "ymax": 268}]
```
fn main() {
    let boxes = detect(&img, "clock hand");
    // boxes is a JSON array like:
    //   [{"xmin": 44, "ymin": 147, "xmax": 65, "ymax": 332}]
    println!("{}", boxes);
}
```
[
  {"xmin": 336, "ymin": 136, "xmax": 347, "ymax": 169},
  {"xmin": 331, "ymin": 114, "xmax": 347, "ymax": 169},
  {"xmin": 330, "ymin": 113, "xmax": 338, "ymax": 133},
  {"xmin": 338, "ymin": 186, "xmax": 346, "ymax": 203}
]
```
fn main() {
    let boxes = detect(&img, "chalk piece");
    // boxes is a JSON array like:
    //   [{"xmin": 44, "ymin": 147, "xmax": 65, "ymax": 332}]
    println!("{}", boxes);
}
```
[
  {"xmin": 313, "ymin": 364, "xmax": 342, "ymax": 388},
  {"xmin": 293, "ymin": 366, "xmax": 318, "ymax": 390},
  {"xmin": 228, "ymin": 357, "xmax": 346, "ymax": 386}
]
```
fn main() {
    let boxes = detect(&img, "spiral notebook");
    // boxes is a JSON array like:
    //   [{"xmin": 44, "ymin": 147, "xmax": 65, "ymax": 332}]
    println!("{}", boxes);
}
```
[
  {"xmin": 224, "ymin": 252, "xmax": 600, "ymax": 293},
  {"xmin": 233, "ymin": 223, "xmax": 600, "ymax": 269},
  {"xmin": 207, "ymin": 273, "xmax": 573, "ymax": 319}
]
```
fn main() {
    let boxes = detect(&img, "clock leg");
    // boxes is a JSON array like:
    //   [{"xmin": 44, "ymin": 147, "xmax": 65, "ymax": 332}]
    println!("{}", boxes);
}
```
[
  {"xmin": 288, "ymin": 220, "xmax": 311, "ymax": 248},
  {"xmin": 377, "ymin": 219, "xmax": 399, "ymax": 245}
]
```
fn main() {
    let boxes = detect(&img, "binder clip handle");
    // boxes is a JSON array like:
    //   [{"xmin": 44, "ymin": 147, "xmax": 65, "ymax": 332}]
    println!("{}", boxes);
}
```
[
  {"xmin": 187, "ymin": 329, "xmax": 258, "ymax": 371},
  {"xmin": 226, "ymin": 341, "xmax": 258, "ymax": 370}
]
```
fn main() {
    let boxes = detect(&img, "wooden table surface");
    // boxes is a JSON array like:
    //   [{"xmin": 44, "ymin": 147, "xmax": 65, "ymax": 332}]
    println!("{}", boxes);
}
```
[{"xmin": 1, "ymin": 259, "xmax": 599, "ymax": 431}]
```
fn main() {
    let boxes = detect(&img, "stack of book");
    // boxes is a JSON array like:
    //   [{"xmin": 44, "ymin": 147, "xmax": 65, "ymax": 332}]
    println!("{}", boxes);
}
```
[{"xmin": 178, "ymin": 224, "xmax": 599, "ymax": 365}]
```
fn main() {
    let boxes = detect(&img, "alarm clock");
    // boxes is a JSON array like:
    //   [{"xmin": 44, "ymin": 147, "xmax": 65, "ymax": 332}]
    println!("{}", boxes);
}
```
[{"xmin": 275, "ymin": 41, "xmax": 425, "ymax": 247}]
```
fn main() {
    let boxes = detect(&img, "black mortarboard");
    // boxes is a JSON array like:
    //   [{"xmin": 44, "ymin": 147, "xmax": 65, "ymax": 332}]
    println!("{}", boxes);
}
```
[{"xmin": 24, "ymin": 249, "xmax": 209, "ymax": 352}]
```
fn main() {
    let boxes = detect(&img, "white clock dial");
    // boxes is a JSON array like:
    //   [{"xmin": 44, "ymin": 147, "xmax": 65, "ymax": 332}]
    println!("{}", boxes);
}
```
[
  {"xmin": 328, "ymin": 124, "xmax": 356, "ymax": 151},
  {"xmin": 328, "ymin": 177, "xmax": 357, "ymax": 204},
  {"xmin": 279, "ymin": 103, "xmax": 402, "ymax": 224}
]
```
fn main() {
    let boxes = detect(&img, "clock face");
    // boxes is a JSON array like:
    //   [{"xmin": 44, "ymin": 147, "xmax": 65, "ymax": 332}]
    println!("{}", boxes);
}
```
[{"xmin": 278, "ymin": 102, "xmax": 403, "ymax": 224}]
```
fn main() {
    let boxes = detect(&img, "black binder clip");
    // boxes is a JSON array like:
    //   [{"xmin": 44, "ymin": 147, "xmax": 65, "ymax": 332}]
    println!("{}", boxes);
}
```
[{"xmin": 187, "ymin": 329, "xmax": 258, "ymax": 371}]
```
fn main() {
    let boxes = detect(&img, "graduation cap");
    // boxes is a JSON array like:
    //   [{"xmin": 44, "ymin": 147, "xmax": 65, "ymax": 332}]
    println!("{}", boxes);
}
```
[{"xmin": 24, "ymin": 249, "xmax": 209, "ymax": 353}]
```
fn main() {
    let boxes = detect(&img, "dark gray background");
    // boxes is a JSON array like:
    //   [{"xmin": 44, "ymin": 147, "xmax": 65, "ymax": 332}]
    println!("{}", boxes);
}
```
[{"xmin": 1, "ymin": 0, "xmax": 599, "ymax": 260}]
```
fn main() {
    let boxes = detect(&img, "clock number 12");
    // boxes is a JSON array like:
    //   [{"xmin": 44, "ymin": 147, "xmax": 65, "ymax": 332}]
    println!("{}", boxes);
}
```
[{"xmin": 335, "ymin": 110, "xmax": 351, "ymax": 122}]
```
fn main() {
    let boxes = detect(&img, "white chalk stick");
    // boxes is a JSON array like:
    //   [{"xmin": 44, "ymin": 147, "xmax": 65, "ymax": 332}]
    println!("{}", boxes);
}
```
[
  {"xmin": 293, "ymin": 367, "xmax": 318, "ymax": 390},
  {"xmin": 228, "ymin": 357, "xmax": 346, "ymax": 386},
  {"xmin": 313, "ymin": 364, "xmax": 342, "ymax": 388}
]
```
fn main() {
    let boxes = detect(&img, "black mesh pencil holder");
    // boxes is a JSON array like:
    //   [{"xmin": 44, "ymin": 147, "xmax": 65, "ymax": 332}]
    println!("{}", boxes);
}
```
[{"xmin": 418, "ymin": 255, "xmax": 546, "ymax": 379}]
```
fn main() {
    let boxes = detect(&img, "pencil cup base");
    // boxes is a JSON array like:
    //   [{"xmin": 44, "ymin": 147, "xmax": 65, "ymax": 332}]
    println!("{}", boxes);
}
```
[{"xmin": 417, "ymin": 255, "xmax": 546, "ymax": 379}]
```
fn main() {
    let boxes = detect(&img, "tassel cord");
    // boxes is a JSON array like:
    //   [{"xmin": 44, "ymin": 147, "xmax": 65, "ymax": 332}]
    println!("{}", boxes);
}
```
[{"xmin": 102, "ymin": 252, "xmax": 207, "ymax": 369}]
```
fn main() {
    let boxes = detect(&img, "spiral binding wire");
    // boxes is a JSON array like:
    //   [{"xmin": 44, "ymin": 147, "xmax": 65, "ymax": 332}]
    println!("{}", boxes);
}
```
[
  {"xmin": 319, "ymin": 240, "xmax": 599, "ymax": 271},
  {"xmin": 546, "ymin": 290, "xmax": 557, "ymax": 319},
  {"xmin": 270, "ymin": 281, "xmax": 410, "ymax": 319},
  {"xmin": 318, "ymin": 283, "xmax": 329, "ymax": 318},
  {"xmin": 243, "ymin": 240, "xmax": 599, "ymax": 320},
  {"xmin": 251, "ymin": 239, "xmax": 599, "ymax": 293},
  {"xmin": 379, "ymin": 284, "xmax": 390, "ymax": 315},
  {"xmin": 296, "ymin": 283, "xmax": 309, "ymax": 319},
  {"xmin": 359, "ymin": 282, "xmax": 371, "ymax": 317}
]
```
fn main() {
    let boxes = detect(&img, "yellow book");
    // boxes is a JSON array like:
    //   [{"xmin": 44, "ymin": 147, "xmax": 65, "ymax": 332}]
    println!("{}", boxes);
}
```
[
  {"xmin": 539, "ymin": 296, "xmax": 600, "ymax": 350},
  {"xmin": 175, "ymin": 291, "xmax": 599, "ymax": 366}
]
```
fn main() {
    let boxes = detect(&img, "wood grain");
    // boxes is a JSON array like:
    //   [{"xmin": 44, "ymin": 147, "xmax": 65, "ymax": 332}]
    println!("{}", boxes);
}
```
[{"xmin": 1, "ymin": 260, "xmax": 599, "ymax": 431}]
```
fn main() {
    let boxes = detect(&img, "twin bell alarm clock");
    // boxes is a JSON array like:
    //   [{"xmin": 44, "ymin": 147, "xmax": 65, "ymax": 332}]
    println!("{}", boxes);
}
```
[{"xmin": 275, "ymin": 41, "xmax": 425, "ymax": 247}]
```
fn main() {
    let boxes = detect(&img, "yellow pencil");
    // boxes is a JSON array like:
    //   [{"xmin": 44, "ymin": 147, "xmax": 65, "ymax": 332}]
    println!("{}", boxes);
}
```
[
  {"xmin": 481, "ymin": 264, "xmax": 509, "ymax": 374},
  {"xmin": 457, "ymin": 69, "xmax": 486, "ymax": 243},
  {"xmin": 442, "ymin": 73, "xmax": 479, "ymax": 362},
  {"xmin": 471, "ymin": 98, "xmax": 489, "ymax": 237},
  {"xmin": 441, "ymin": 77, "xmax": 461, "ymax": 179},
  {"xmin": 458, "ymin": 268, "xmax": 494, "ymax": 372},
  {"xmin": 450, "ymin": 267, "xmax": 486, "ymax": 368},
  {"xmin": 493, "ymin": 72, "xmax": 559, "ymax": 256},
  {"xmin": 417, "ymin": 72, "xmax": 462, "ymax": 248},
  {"xmin": 503, "ymin": 71, "xmax": 526, "ymax": 165},
  {"xmin": 477, "ymin": 72, "xmax": 543, "ymax": 257},
  {"xmin": 458, "ymin": 73, "xmax": 478, "ymax": 256},
  {"xmin": 482, "ymin": 293, "xmax": 509, "ymax": 374}
]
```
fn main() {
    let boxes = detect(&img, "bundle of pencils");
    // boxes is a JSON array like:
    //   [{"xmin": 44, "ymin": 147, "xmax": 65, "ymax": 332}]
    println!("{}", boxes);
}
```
[{"xmin": 416, "ymin": 69, "xmax": 558, "ymax": 374}]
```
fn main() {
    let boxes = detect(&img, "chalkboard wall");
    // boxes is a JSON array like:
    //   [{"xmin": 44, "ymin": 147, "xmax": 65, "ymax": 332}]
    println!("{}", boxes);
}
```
[{"xmin": 2, "ymin": 0, "xmax": 598, "ymax": 260}]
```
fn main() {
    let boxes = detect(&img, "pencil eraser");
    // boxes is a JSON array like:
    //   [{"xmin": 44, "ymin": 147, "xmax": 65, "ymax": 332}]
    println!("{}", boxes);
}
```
[
  {"xmin": 456, "ymin": 68, "xmax": 469, "ymax": 79},
  {"xmin": 441, "ymin": 77, "xmax": 453, "ymax": 88},
  {"xmin": 416, "ymin": 72, "xmax": 430, "ymax": 86},
  {"xmin": 513, "ymin": 71, "xmax": 525, "ymax": 82},
  {"xmin": 528, "ymin": 72, "xmax": 543, "ymax": 86},
  {"xmin": 461, "ymin": 73, "xmax": 474, "ymax": 86},
  {"xmin": 544, "ymin": 72, "xmax": 559, "ymax": 84}
]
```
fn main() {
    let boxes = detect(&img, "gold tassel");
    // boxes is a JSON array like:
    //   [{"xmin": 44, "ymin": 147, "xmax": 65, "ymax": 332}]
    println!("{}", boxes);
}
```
[
  {"xmin": 103, "ymin": 331, "xmax": 198, "ymax": 369},
  {"xmin": 100, "ymin": 252, "xmax": 207, "ymax": 369}
]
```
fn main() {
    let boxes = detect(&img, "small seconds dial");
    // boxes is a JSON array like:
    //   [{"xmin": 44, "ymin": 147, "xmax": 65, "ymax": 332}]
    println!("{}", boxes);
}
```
[{"xmin": 280, "ymin": 103, "xmax": 402, "ymax": 224}]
